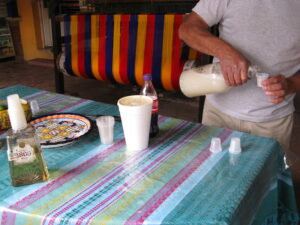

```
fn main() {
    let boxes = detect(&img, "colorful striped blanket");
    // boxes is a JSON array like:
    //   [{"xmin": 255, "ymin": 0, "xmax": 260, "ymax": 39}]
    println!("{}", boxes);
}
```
[{"xmin": 59, "ymin": 14, "xmax": 201, "ymax": 90}]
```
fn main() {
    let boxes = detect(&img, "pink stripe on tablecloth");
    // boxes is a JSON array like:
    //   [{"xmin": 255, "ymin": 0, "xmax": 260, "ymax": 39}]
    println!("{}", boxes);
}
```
[
  {"xmin": 44, "ymin": 118, "xmax": 188, "ymax": 225},
  {"xmin": 125, "ymin": 129, "xmax": 233, "ymax": 224},
  {"xmin": 1, "ymin": 139, "xmax": 125, "ymax": 225},
  {"xmin": 81, "ymin": 124, "xmax": 205, "ymax": 225}
]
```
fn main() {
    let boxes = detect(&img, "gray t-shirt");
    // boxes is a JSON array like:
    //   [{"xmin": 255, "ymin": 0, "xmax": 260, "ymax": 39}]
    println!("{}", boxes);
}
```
[{"xmin": 193, "ymin": 0, "xmax": 300, "ymax": 122}]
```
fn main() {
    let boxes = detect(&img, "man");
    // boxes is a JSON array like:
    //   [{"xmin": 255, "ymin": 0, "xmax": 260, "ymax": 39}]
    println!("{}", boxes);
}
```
[{"xmin": 179, "ymin": 0, "xmax": 300, "ymax": 151}]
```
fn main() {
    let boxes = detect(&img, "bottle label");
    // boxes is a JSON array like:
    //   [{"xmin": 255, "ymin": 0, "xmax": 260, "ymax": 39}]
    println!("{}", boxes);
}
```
[
  {"xmin": 8, "ymin": 142, "xmax": 36, "ymax": 165},
  {"xmin": 149, "ymin": 96, "xmax": 158, "ymax": 113}
]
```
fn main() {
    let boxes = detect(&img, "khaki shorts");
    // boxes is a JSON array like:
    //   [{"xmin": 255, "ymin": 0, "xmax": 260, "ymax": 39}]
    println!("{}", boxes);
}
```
[{"xmin": 202, "ymin": 100, "xmax": 294, "ymax": 151}]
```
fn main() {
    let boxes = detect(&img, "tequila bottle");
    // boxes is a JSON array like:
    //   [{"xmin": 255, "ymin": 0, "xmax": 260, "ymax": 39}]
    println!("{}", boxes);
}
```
[{"xmin": 6, "ymin": 94, "xmax": 49, "ymax": 186}]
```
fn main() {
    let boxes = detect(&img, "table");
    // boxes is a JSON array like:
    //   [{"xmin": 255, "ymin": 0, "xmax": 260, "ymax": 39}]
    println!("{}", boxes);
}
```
[{"xmin": 0, "ymin": 85, "xmax": 299, "ymax": 225}]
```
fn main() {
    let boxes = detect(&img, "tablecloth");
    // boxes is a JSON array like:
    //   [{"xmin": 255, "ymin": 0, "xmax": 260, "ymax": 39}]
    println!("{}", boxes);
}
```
[{"xmin": 0, "ymin": 85, "xmax": 299, "ymax": 225}]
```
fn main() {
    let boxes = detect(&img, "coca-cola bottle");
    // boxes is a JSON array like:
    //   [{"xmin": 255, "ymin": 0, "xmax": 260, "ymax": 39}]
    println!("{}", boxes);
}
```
[{"xmin": 140, "ymin": 74, "xmax": 159, "ymax": 137}]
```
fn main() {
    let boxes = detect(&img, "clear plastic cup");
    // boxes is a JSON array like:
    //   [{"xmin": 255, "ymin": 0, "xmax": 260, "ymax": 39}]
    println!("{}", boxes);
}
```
[
  {"xmin": 209, "ymin": 137, "xmax": 222, "ymax": 153},
  {"xmin": 256, "ymin": 73, "xmax": 270, "ymax": 87},
  {"xmin": 229, "ymin": 137, "xmax": 242, "ymax": 154},
  {"xmin": 96, "ymin": 116, "xmax": 115, "ymax": 145},
  {"xmin": 30, "ymin": 100, "xmax": 40, "ymax": 117}
]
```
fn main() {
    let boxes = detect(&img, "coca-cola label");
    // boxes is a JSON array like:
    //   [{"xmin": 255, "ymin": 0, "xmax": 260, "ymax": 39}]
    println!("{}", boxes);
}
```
[
  {"xmin": 8, "ymin": 143, "xmax": 36, "ymax": 165},
  {"xmin": 149, "ymin": 96, "xmax": 158, "ymax": 113}
]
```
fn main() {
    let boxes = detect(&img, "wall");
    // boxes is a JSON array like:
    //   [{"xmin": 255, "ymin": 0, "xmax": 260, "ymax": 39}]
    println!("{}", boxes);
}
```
[{"xmin": 17, "ymin": 0, "xmax": 53, "ymax": 60}]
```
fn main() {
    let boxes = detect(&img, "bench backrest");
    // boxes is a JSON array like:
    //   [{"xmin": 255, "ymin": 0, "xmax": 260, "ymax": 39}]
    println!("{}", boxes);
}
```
[{"xmin": 61, "ymin": 14, "xmax": 201, "ymax": 90}]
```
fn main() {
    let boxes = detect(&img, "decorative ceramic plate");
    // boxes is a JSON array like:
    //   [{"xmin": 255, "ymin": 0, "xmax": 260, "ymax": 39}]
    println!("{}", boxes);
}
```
[{"xmin": 29, "ymin": 113, "xmax": 92, "ymax": 148}]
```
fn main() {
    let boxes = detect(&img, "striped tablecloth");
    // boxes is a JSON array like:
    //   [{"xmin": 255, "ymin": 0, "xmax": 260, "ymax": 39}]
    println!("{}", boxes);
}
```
[{"xmin": 0, "ymin": 85, "xmax": 299, "ymax": 225}]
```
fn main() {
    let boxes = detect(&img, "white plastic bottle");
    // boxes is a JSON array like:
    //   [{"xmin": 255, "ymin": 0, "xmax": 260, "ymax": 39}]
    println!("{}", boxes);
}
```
[{"xmin": 179, "ymin": 61, "xmax": 259, "ymax": 97}]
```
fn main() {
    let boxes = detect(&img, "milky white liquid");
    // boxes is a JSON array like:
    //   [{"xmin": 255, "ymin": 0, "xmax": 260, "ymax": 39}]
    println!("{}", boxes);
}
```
[
  {"xmin": 118, "ymin": 96, "xmax": 152, "ymax": 106},
  {"xmin": 179, "ymin": 63, "xmax": 230, "ymax": 97}
]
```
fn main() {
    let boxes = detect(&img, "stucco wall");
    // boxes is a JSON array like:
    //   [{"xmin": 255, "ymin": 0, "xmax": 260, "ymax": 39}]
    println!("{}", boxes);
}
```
[{"xmin": 17, "ymin": 0, "xmax": 53, "ymax": 60}]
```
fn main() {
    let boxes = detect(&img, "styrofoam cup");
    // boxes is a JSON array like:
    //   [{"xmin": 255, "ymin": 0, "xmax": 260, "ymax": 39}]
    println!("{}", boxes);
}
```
[
  {"xmin": 96, "ymin": 116, "xmax": 115, "ymax": 144},
  {"xmin": 118, "ymin": 95, "xmax": 153, "ymax": 151},
  {"xmin": 210, "ymin": 137, "xmax": 222, "ymax": 153}
]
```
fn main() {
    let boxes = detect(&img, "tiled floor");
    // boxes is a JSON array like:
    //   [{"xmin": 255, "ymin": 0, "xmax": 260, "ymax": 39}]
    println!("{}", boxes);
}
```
[{"xmin": 1, "ymin": 60, "xmax": 300, "ymax": 213}]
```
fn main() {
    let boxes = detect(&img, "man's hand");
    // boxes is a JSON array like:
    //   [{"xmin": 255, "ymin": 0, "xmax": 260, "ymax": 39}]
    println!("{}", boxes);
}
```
[
  {"xmin": 262, "ymin": 75, "xmax": 289, "ymax": 104},
  {"xmin": 179, "ymin": 12, "xmax": 250, "ymax": 87},
  {"xmin": 219, "ymin": 49, "xmax": 250, "ymax": 87}
]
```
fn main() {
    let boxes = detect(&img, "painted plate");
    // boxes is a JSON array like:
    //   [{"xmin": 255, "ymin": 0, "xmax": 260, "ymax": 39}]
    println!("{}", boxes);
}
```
[{"xmin": 29, "ymin": 113, "xmax": 92, "ymax": 148}]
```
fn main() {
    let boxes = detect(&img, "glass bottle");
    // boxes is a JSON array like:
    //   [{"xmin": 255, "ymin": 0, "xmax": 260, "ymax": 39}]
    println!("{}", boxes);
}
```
[
  {"xmin": 179, "ymin": 61, "xmax": 260, "ymax": 97},
  {"xmin": 6, "ymin": 94, "xmax": 49, "ymax": 186},
  {"xmin": 140, "ymin": 74, "xmax": 159, "ymax": 137}
]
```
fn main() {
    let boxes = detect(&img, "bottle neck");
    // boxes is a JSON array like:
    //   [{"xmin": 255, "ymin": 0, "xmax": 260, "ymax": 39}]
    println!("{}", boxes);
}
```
[
  {"xmin": 248, "ymin": 65, "xmax": 260, "ymax": 78},
  {"xmin": 144, "ymin": 80, "xmax": 153, "ymax": 85},
  {"xmin": 12, "ymin": 125, "xmax": 29, "ymax": 133},
  {"xmin": 6, "ymin": 126, "xmax": 32, "ymax": 138},
  {"xmin": 143, "ymin": 80, "xmax": 155, "ymax": 90}
]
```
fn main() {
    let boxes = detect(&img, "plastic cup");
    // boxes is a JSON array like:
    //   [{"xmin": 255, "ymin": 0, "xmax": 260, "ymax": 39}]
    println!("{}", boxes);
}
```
[
  {"xmin": 96, "ymin": 116, "xmax": 115, "ymax": 145},
  {"xmin": 229, "ymin": 137, "xmax": 242, "ymax": 154},
  {"xmin": 117, "ymin": 95, "xmax": 153, "ymax": 151},
  {"xmin": 256, "ymin": 73, "xmax": 269, "ymax": 87},
  {"xmin": 209, "ymin": 137, "xmax": 222, "ymax": 153},
  {"xmin": 30, "ymin": 100, "xmax": 40, "ymax": 117},
  {"xmin": 7, "ymin": 94, "xmax": 27, "ymax": 131}
]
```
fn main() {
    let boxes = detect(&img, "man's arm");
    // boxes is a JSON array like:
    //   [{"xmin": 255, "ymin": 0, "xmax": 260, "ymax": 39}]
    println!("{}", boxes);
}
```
[
  {"xmin": 178, "ymin": 12, "xmax": 249, "ymax": 86},
  {"xmin": 262, "ymin": 73, "xmax": 300, "ymax": 104}
]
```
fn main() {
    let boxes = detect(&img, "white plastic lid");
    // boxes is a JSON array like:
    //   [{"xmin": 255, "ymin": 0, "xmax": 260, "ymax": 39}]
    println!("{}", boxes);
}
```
[{"xmin": 7, "ymin": 94, "xmax": 27, "ymax": 131}]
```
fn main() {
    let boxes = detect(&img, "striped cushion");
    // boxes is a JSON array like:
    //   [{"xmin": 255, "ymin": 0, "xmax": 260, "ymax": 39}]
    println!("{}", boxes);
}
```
[{"xmin": 62, "ymin": 14, "xmax": 201, "ymax": 91}]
